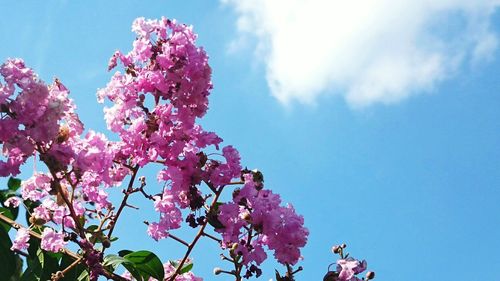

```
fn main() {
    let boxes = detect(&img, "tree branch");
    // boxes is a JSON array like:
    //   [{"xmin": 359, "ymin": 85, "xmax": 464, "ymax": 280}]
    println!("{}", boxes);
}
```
[
  {"xmin": 0, "ymin": 213, "xmax": 128, "ymax": 281},
  {"xmin": 104, "ymin": 164, "xmax": 139, "ymax": 250},
  {"xmin": 168, "ymin": 186, "xmax": 224, "ymax": 281}
]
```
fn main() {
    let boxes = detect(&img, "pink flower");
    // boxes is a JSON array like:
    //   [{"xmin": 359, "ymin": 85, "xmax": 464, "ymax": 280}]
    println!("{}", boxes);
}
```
[
  {"xmin": 11, "ymin": 228, "xmax": 30, "ymax": 251},
  {"xmin": 216, "ymin": 173, "xmax": 308, "ymax": 266},
  {"xmin": 208, "ymin": 146, "xmax": 241, "ymax": 187},
  {"xmin": 337, "ymin": 258, "xmax": 368, "ymax": 281},
  {"xmin": 40, "ymin": 228, "xmax": 67, "ymax": 253},
  {"xmin": 52, "ymin": 205, "xmax": 76, "ymax": 229},
  {"xmin": 147, "ymin": 222, "xmax": 169, "ymax": 241},
  {"xmin": 132, "ymin": 38, "xmax": 153, "ymax": 62},
  {"xmin": 148, "ymin": 193, "xmax": 183, "ymax": 241},
  {"xmin": 164, "ymin": 261, "xmax": 203, "ymax": 281},
  {"xmin": 21, "ymin": 173, "xmax": 52, "ymax": 202},
  {"xmin": 4, "ymin": 197, "xmax": 21, "ymax": 208},
  {"xmin": 32, "ymin": 205, "xmax": 51, "ymax": 222}
]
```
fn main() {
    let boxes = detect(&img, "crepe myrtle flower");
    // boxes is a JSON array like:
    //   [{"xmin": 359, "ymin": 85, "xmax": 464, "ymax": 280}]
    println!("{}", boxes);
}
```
[{"xmin": 324, "ymin": 244, "xmax": 374, "ymax": 281}]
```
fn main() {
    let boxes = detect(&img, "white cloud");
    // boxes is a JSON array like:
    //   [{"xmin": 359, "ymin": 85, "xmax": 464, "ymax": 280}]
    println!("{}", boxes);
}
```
[{"xmin": 222, "ymin": 0, "xmax": 500, "ymax": 107}]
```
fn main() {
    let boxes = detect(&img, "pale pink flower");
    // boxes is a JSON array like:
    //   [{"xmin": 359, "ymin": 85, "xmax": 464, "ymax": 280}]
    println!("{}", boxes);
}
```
[
  {"xmin": 11, "ymin": 228, "xmax": 30, "ymax": 251},
  {"xmin": 4, "ymin": 197, "xmax": 21, "ymax": 208},
  {"xmin": 337, "ymin": 258, "xmax": 368, "ymax": 281},
  {"xmin": 40, "ymin": 228, "xmax": 67, "ymax": 253},
  {"xmin": 21, "ymin": 173, "xmax": 52, "ymax": 202}
]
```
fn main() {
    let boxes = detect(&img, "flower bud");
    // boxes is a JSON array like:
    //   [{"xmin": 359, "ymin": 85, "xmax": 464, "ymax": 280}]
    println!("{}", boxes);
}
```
[
  {"xmin": 332, "ymin": 245, "xmax": 341, "ymax": 254},
  {"xmin": 366, "ymin": 271, "xmax": 375, "ymax": 279},
  {"xmin": 251, "ymin": 169, "xmax": 264, "ymax": 190},
  {"xmin": 56, "ymin": 125, "xmax": 70, "ymax": 143},
  {"xmin": 341, "ymin": 243, "xmax": 347, "ymax": 249},
  {"xmin": 213, "ymin": 267, "xmax": 223, "ymax": 275},
  {"xmin": 29, "ymin": 215, "xmax": 46, "ymax": 226},
  {"xmin": 323, "ymin": 271, "xmax": 338, "ymax": 281},
  {"xmin": 242, "ymin": 212, "xmax": 251, "ymax": 221},
  {"xmin": 197, "ymin": 152, "xmax": 208, "ymax": 167},
  {"xmin": 102, "ymin": 238, "xmax": 111, "ymax": 248}
]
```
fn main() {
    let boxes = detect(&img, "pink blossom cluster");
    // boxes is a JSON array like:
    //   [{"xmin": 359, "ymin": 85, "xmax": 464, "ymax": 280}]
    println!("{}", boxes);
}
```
[
  {"xmin": 40, "ymin": 227, "xmax": 67, "ymax": 252},
  {"xmin": 0, "ymin": 57, "xmax": 131, "ymax": 255},
  {"xmin": 98, "ymin": 17, "xmax": 254, "ymax": 243},
  {"xmin": 98, "ymin": 17, "xmax": 224, "ymax": 238},
  {"xmin": 0, "ymin": 59, "xmax": 81, "ymax": 176},
  {"xmin": 217, "ymin": 172, "xmax": 309, "ymax": 269},
  {"xmin": 98, "ymin": 17, "xmax": 214, "ymax": 167},
  {"xmin": 0, "ymin": 58, "xmax": 125, "ymax": 201},
  {"xmin": 0, "ymin": 16, "xmax": 310, "ymax": 280}
]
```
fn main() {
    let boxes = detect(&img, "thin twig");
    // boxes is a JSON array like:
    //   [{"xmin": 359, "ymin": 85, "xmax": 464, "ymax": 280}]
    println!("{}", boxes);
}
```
[
  {"xmin": 104, "ymin": 165, "xmax": 139, "ymax": 251},
  {"xmin": 42, "ymin": 162, "xmax": 85, "ymax": 238},
  {"xmin": 168, "ymin": 186, "xmax": 224, "ymax": 281},
  {"xmin": 52, "ymin": 257, "xmax": 82, "ymax": 281},
  {"xmin": 169, "ymin": 233, "xmax": 190, "ymax": 247},
  {"xmin": 202, "ymin": 231, "xmax": 222, "ymax": 244}
]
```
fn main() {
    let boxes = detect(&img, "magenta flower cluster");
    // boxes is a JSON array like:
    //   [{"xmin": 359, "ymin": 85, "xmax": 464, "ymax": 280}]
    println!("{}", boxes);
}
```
[
  {"xmin": 0, "ymin": 16, "xmax": 310, "ymax": 280},
  {"xmin": 218, "ymin": 173, "xmax": 308, "ymax": 266}
]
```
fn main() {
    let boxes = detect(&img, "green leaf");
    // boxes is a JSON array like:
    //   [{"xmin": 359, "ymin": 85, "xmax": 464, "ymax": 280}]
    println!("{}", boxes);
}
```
[
  {"xmin": 86, "ymin": 225, "xmax": 99, "ymax": 232},
  {"xmin": 103, "ymin": 254, "xmax": 128, "ymax": 271},
  {"xmin": 10, "ymin": 255, "xmax": 23, "ymax": 281},
  {"xmin": 21, "ymin": 237, "xmax": 42, "ymax": 280},
  {"xmin": 77, "ymin": 270, "xmax": 90, "ymax": 281},
  {"xmin": 42, "ymin": 250, "xmax": 61, "ymax": 280},
  {"xmin": 7, "ymin": 177, "xmax": 21, "ymax": 191},
  {"xmin": 122, "ymin": 250, "xmax": 165, "ymax": 281},
  {"xmin": 107, "ymin": 252, "xmax": 142, "ymax": 280},
  {"xmin": 118, "ymin": 250, "xmax": 133, "ymax": 257},
  {"xmin": 122, "ymin": 263, "xmax": 143, "ymax": 281},
  {"xmin": 20, "ymin": 265, "xmax": 41, "ymax": 281},
  {"xmin": 0, "ymin": 226, "xmax": 17, "ymax": 279},
  {"xmin": 179, "ymin": 262, "xmax": 193, "ymax": 274},
  {"xmin": 37, "ymin": 248, "xmax": 60, "ymax": 280}
]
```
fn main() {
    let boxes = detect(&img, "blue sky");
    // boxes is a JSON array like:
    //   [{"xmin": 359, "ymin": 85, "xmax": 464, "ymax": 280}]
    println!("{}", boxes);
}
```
[{"xmin": 1, "ymin": 1, "xmax": 499, "ymax": 280}]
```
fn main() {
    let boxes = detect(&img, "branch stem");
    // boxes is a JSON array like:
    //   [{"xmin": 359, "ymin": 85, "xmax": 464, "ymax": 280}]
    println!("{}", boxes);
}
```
[
  {"xmin": 169, "ymin": 234, "xmax": 190, "ymax": 247},
  {"xmin": 168, "ymin": 186, "xmax": 223, "ymax": 281},
  {"xmin": 0, "ymin": 213, "xmax": 128, "ymax": 281},
  {"xmin": 106, "ymin": 165, "xmax": 139, "ymax": 243}
]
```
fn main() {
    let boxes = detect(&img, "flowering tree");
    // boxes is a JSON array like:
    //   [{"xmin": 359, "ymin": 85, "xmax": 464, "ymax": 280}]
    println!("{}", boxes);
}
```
[{"xmin": 0, "ymin": 17, "xmax": 373, "ymax": 281}]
